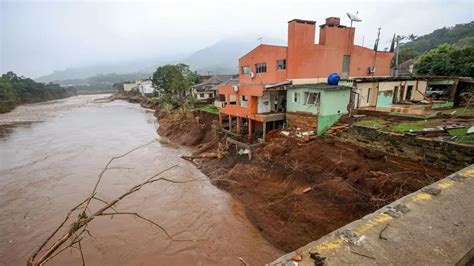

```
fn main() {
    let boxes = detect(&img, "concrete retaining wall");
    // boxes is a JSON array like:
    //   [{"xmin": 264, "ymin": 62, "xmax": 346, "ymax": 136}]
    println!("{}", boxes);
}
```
[{"xmin": 335, "ymin": 125, "xmax": 474, "ymax": 171}]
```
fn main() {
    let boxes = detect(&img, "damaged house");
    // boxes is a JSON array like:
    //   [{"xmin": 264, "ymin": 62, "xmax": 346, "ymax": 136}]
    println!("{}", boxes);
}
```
[
  {"xmin": 218, "ymin": 17, "xmax": 394, "ymax": 139},
  {"xmin": 286, "ymin": 84, "xmax": 351, "ymax": 135},
  {"xmin": 190, "ymin": 75, "xmax": 236, "ymax": 103}
]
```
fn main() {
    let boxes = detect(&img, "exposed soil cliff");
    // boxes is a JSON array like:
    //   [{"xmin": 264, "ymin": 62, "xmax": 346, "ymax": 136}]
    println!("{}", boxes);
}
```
[{"xmin": 154, "ymin": 109, "xmax": 447, "ymax": 252}]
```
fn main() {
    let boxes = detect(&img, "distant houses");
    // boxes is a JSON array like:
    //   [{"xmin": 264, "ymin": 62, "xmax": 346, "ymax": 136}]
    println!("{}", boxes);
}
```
[{"xmin": 189, "ymin": 75, "xmax": 236, "ymax": 103}]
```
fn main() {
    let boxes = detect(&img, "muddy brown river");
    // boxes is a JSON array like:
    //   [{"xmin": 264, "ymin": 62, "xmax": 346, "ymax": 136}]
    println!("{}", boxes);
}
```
[{"xmin": 0, "ymin": 95, "xmax": 282, "ymax": 265}]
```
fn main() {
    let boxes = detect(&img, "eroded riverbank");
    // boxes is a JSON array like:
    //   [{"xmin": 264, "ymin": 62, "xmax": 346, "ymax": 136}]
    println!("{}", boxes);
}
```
[
  {"xmin": 0, "ymin": 95, "xmax": 282, "ymax": 265},
  {"xmin": 151, "ymin": 103, "xmax": 450, "ymax": 253}
]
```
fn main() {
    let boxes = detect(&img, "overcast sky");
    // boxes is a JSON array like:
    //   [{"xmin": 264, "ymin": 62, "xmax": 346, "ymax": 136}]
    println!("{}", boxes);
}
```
[{"xmin": 1, "ymin": 0, "xmax": 473, "ymax": 78}]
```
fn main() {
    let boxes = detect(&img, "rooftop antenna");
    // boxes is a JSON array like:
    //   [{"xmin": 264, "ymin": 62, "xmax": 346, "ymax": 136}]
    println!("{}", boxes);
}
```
[
  {"xmin": 346, "ymin": 11, "xmax": 362, "ymax": 28},
  {"xmin": 257, "ymin": 37, "xmax": 263, "ymax": 44}
]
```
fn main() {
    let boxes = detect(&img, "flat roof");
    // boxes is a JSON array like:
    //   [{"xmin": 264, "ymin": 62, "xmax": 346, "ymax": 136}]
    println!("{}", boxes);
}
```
[
  {"xmin": 288, "ymin": 83, "xmax": 352, "ymax": 91},
  {"xmin": 288, "ymin": 19, "xmax": 316, "ymax": 25}
]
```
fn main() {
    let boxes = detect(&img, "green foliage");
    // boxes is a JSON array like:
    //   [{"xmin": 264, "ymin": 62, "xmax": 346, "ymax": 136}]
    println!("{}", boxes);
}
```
[
  {"xmin": 398, "ymin": 21, "xmax": 474, "ymax": 61},
  {"xmin": 0, "ymin": 72, "xmax": 73, "ymax": 113},
  {"xmin": 415, "ymin": 44, "xmax": 474, "ymax": 76},
  {"xmin": 199, "ymin": 104, "xmax": 219, "ymax": 115},
  {"xmin": 441, "ymin": 107, "xmax": 474, "ymax": 117},
  {"xmin": 152, "ymin": 64, "xmax": 201, "ymax": 109},
  {"xmin": 388, "ymin": 120, "xmax": 430, "ymax": 133},
  {"xmin": 447, "ymin": 128, "xmax": 474, "ymax": 144},
  {"xmin": 355, "ymin": 118, "xmax": 390, "ymax": 128},
  {"xmin": 54, "ymin": 72, "xmax": 149, "ymax": 92}
]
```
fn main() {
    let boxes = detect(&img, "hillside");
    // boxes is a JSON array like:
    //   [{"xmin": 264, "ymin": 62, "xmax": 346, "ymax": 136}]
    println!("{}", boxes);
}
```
[
  {"xmin": 399, "ymin": 21, "xmax": 474, "ymax": 62},
  {"xmin": 37, "ymin": 36, "xmax": 284, "ymax": 85},
  {"xmin": 179, "ymin": 37, "xmax": 285, "ymax": 75}
]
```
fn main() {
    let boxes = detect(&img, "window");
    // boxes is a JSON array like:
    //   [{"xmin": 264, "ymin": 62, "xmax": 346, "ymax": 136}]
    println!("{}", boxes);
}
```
[
  {"xmin": 367, "ymin": 88, "xmax": 371, "ymax": 103},
  {"xmin": 241, "ymin": 95, "xmax": 248, "ymax": 101},
  {"xmin": 255, "ymin": 63, "xmax": 267, "ymax": 73},
  {"xmin": 342, "ymin": 55, "xmax": 351, "ymax": 74},
  {"xmin": 304, "ymin": 92, "xmax": 320, "ymax": 105},
  {"xmin": 277, "ymin": 59, "xmax": 286, "ymax": 70},
  {"xmin": 293, "ymin": 92, "xmax": 300, "ymax": 103},
  {"xmin": 242, "ymin": 66, "xmax": 250, "ymax": 75},
  {"xmin": 199, "ymin": 93, "xmax": 205, "ymax": 98}
]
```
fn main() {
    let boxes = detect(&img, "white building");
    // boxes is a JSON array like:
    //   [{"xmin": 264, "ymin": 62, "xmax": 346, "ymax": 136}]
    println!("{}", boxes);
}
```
[
  {"xmin": 123, "ymin": 81, "xmax": 139, "ymax": 93},
  {"xmin": 138, "ymin": 80, "xmax": 155, "ymax": 97}
]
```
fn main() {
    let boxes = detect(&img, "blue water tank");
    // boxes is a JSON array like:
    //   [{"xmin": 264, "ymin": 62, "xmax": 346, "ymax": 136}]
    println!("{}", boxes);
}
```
[{"xmin": 327, "ymin": 73, "xmax": 340, "ymax": 85}]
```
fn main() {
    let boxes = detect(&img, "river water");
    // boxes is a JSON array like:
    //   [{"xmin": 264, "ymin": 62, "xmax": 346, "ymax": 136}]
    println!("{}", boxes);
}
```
[{"xmin": 0, "ymin": 95, "xmax": 282, "ymax": 265}]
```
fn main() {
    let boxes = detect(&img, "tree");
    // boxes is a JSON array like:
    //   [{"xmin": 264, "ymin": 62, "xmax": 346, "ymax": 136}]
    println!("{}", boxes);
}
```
[
  {"xmin": 415, "ymin": 43, "xmax": 474, "ymax": 76},
  {"xmin": 0, "ymin": 71, "xmax": 73, "ymax": 113},
  {"xmin": 389, "ymin": 34, "xmax": 396, "ymax": 52},
  {"xmin": 151, "ymin": 64, "xmax": 201, "ymax": 110}
]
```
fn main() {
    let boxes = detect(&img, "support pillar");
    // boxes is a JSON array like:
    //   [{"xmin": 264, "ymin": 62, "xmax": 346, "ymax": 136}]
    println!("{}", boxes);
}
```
[
  {"xmin": 228, "ymin": 115, "xmax": 232, "ymax": 132},
  {"xmin": 248, "ymin": 119, "xmax": 253, "ymax": 137},
  {"xmin": 219, "ymin": 112, "xmax": 223, "ymax": 129},
  {"xmin": 237, "ymin": 117, "xmax": 241, "ymax": 135},
  {"xmin": 262, "ymin": 121, "xmax": 267, "ymax": 142}
]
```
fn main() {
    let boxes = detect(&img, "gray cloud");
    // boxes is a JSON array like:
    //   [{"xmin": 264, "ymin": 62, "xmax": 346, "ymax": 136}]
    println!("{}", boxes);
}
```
[{"xmin": 1, "ymin": 0, "xmax": 472, "ymax": 78}]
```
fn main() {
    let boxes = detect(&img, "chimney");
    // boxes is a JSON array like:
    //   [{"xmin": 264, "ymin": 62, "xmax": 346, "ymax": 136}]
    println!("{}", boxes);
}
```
[
  {"xmin": 288, "ymin": 19, "xmax": 316, "ymax": 49},
  {"xmin": 325, "ymin": 17, "xmax": 340, "ymax": 26}
]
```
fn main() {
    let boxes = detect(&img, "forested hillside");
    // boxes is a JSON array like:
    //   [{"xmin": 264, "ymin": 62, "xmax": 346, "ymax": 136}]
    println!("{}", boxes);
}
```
[
  {"xmin": 399, "ymin": 21, "xmax": 474, "ymax": 62},
  {"xmin": 0, "ymin": 72, "xmax": 74, "ymax": 113}
]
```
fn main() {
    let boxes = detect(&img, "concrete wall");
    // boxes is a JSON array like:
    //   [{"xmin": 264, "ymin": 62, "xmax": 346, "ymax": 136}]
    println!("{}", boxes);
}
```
[
  {"xmin": 287, "ymin": 88, "xmax": 320, "ymax": 114},
  {"xmin": 286, "ymin": 88, "xmax": 350, "ymax": 116},
  {"xmin": 286, "ymin": 87, "xmax": 350, "ymax": 134},
  {"xmin": 320, "ymin": 89, "xmax": 350, "ymax": 116},
  {"xmin": 351, "ymin": 80, "xmax": 428, "ymax": 108},
  {"xmin": 239, "ymin": 44, "xmax": 288, "ymax": 84},
  {"xmin": 287, "ymin": 20, "xmax": 394, "ymax": 79},
  {"xmin": 336, "ymin": 125, "xmax": 474, "ymax": 171}
]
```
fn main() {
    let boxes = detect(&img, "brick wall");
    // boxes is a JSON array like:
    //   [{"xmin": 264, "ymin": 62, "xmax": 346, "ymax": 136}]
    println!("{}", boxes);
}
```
[
  {"xmin": 336, "ymin": 125, "xmax": 474, "ymax": 171},
  {"xmin": 286, "ymin": 112, "xmax": 318, "ymax": 131}
]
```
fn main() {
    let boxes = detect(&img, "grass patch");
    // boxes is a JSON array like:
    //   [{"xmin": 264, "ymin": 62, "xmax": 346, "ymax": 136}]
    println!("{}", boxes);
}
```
[
  {"xmin": 199, "ymin": 104, "xmax": 219, "ymax": 115},
  {"xmin": 388, "ymin": 120, "xmax": 430, "ymax": 133},
  {"xmin": 447, "ymin": 127, "xmax": 474, "ymax": 144},
  {"xmin": 355, "ymin": 118, "xmax": 390, "ymax": 129},
  {"xmin": 441, "ymin": 107, "xmax": 474, "ymax": 117}
]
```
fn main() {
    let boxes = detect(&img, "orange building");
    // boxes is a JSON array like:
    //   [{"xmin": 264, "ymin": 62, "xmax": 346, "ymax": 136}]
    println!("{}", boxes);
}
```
[{"xmin": 218, "ymin": 17, "xmax": 395, "ymax": 138}]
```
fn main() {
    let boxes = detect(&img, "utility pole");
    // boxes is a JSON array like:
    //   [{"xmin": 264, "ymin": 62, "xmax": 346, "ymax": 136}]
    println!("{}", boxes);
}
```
[
  {"xmin": 395, "ymin": 35, "xmax": 401, "ymax": 77},
  {"xmin": 374, "ymin": 27, "xmax": 381, "ymax": 51}
]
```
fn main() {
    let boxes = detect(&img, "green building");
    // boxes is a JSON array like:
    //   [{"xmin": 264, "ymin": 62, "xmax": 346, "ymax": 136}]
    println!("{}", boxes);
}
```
[{"xmin": 286, "ymin": 84, "xmax": 351, "ymax": 135}]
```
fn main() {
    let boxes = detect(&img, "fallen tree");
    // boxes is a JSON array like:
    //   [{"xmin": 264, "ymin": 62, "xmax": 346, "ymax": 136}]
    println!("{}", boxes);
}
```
[{"xmin": 28, "ymin": 140, "xmax": 203, "ymax": 265}]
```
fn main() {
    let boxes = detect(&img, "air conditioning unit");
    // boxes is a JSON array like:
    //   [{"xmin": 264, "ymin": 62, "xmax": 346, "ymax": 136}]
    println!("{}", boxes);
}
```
[
  {"xmin": 368, "ymin": 66, "xmax": 376, "ymax": 73},
  {"xmin": 249, "ymin": 72, "xmax": 255, "ymax": 79}
]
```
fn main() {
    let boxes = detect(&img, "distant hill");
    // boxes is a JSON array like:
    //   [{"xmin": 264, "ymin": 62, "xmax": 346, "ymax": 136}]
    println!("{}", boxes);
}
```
[
  {"xmin": 179, "ymin": 37, "xmax": 285, "ymax": 75},
  {"xmin": 37, "ymin": 36, "xmax": 285, "ymax": 85},
  {"xmin": 399, "ymin": 21, "xmax": 474, "ymax": 62},
  {"xmin": 36, "ymin": 56, "xmax": 176, "ymax": 83}
]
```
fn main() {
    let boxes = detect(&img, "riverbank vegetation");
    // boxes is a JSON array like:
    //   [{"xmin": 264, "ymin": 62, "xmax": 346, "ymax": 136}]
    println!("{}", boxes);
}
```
[
  {"xmin": 0, "ymin": 72, "xmax": 74, "ymax": 113},
  {"xmin": 151, "ymin": 64, "xmax": 201, "ymax": 111}
]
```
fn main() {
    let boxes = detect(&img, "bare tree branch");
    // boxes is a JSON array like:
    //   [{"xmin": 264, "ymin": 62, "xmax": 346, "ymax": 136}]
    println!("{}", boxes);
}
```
[{"xmin": 28, "ymin": 141, "xmax": 204, "ymax": 266}]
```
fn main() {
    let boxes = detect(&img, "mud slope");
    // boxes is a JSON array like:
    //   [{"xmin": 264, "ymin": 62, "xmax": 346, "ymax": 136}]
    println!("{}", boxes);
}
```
[{"xmin": 200, "ymin": 133, "xmax": 447, "ymax": 252}]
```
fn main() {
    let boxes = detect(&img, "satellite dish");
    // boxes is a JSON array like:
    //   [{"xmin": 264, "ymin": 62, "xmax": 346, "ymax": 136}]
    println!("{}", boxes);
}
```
[
  {"xmin": 232, "ymin": 85, "xmax": 239, "ymax": 93},
  {"xmin": 346, "ymin": 12, "xmax": 362, "ymax": 22}
]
